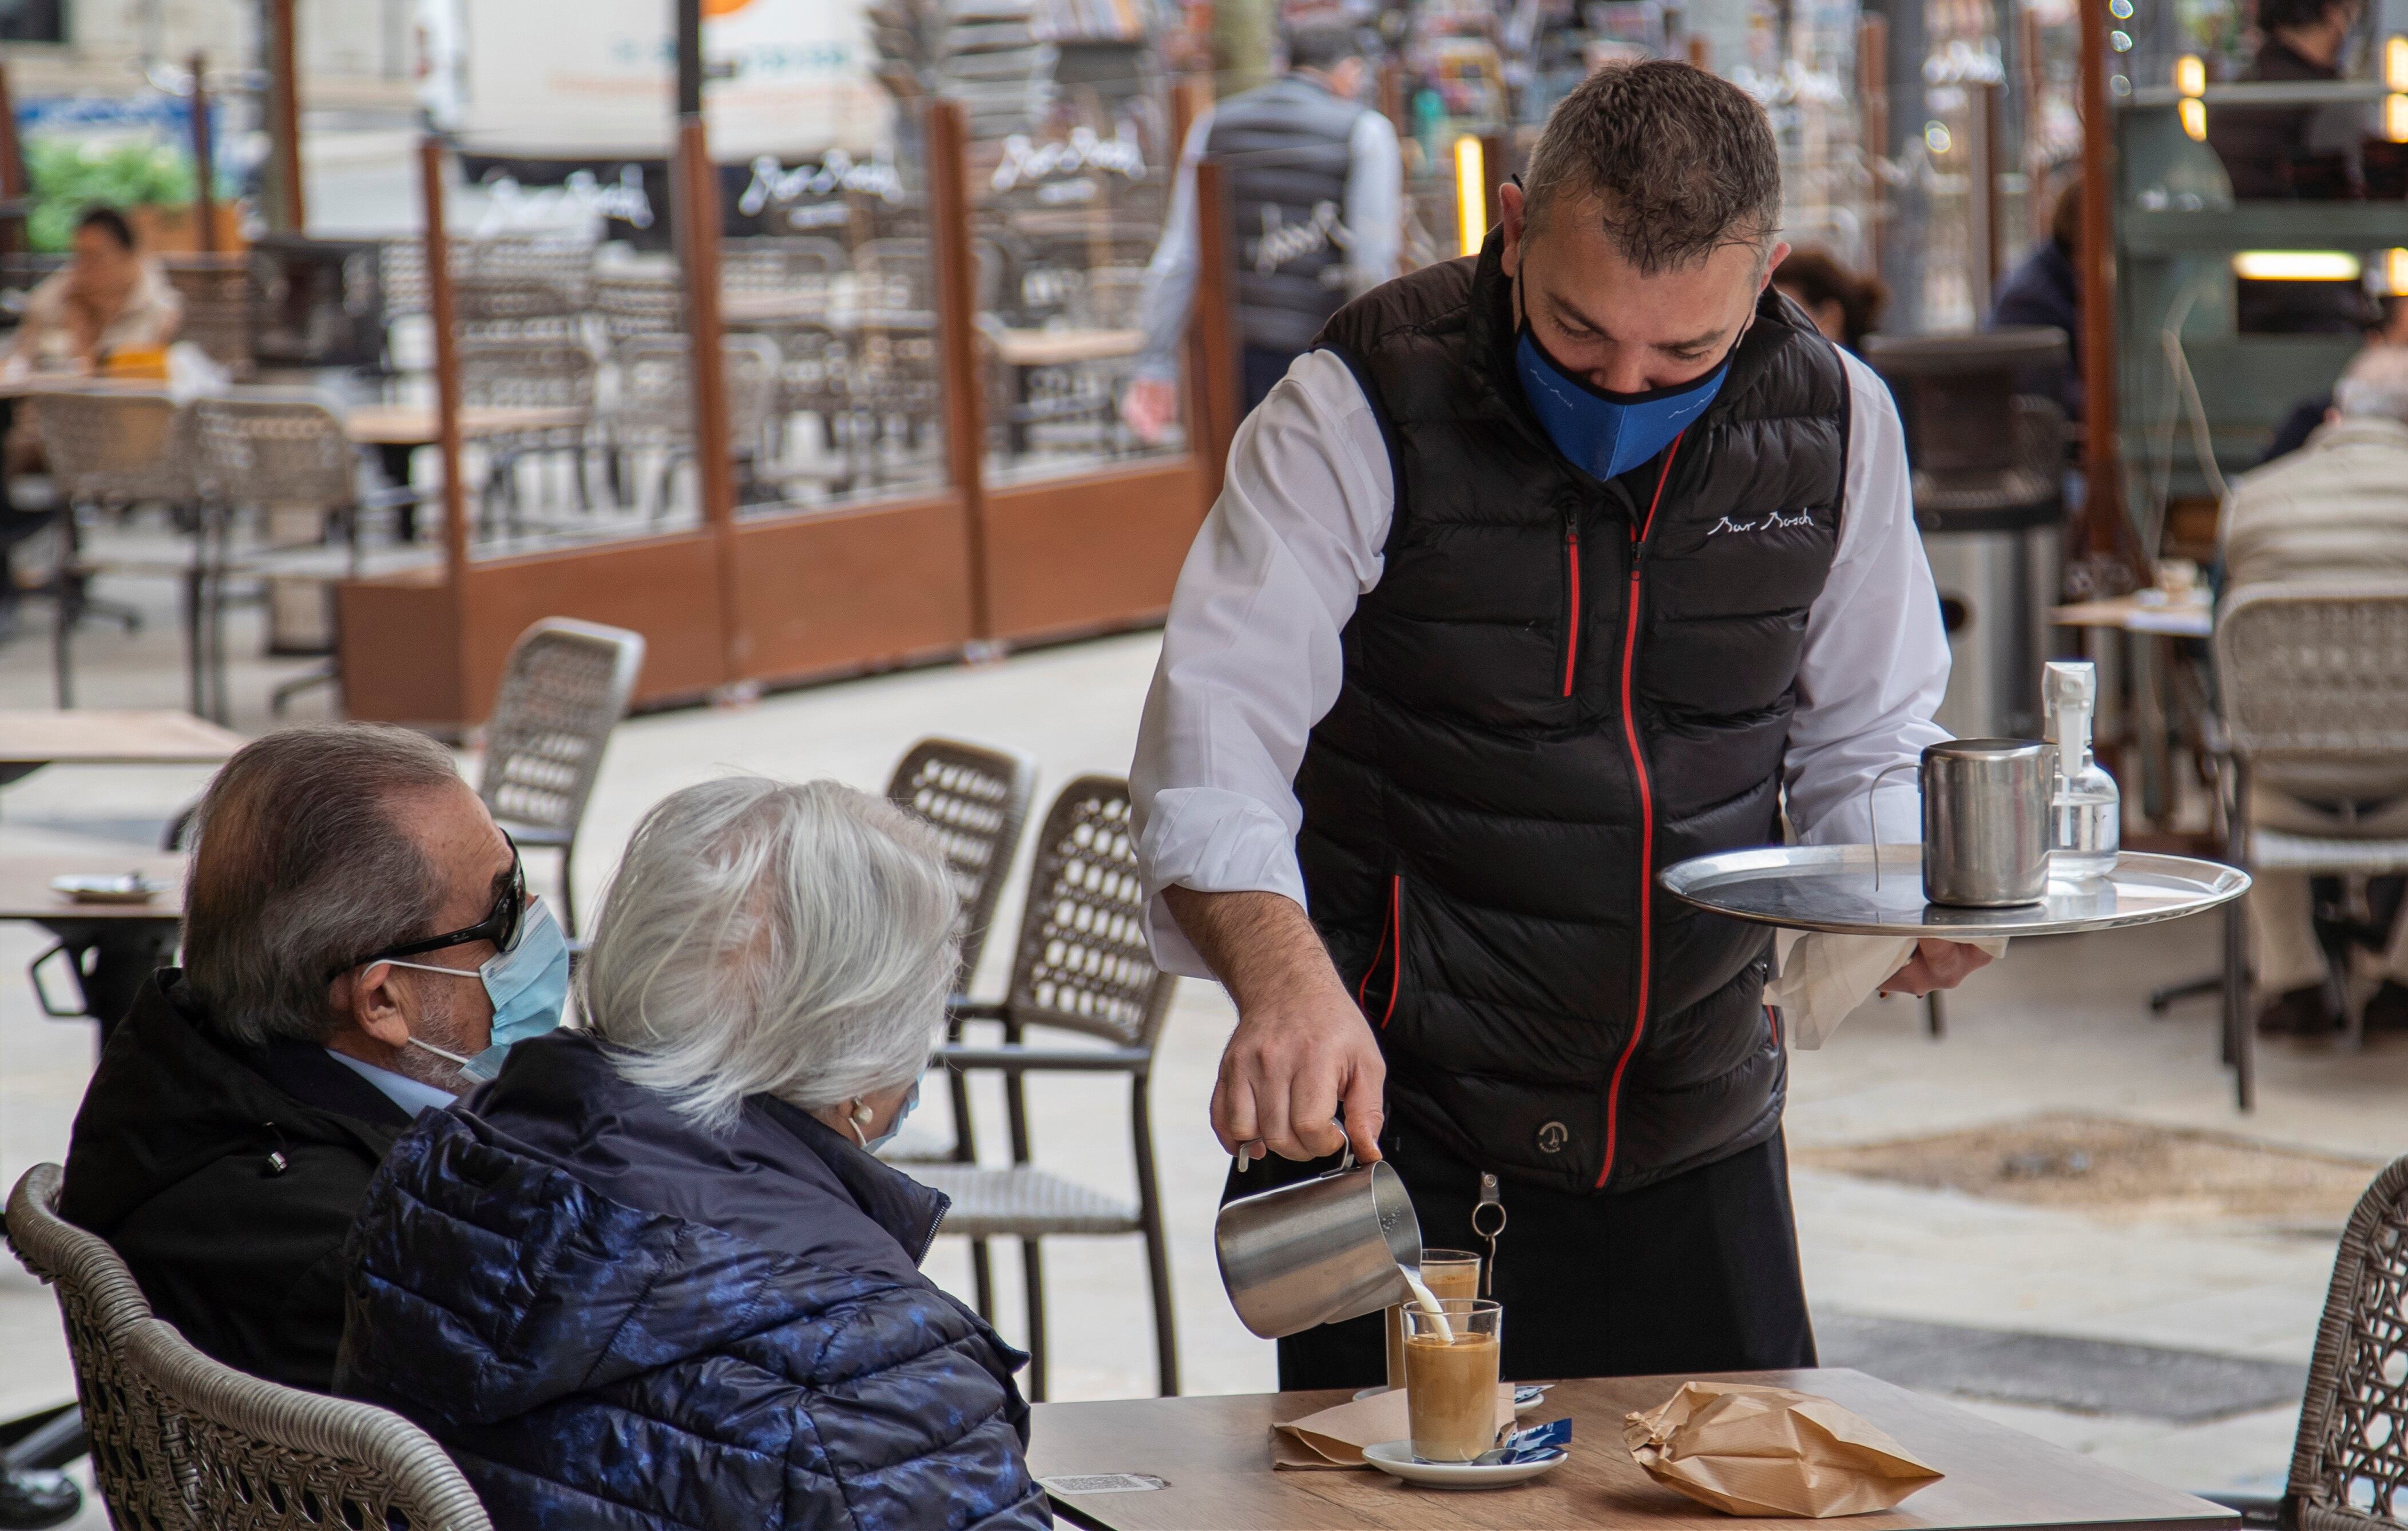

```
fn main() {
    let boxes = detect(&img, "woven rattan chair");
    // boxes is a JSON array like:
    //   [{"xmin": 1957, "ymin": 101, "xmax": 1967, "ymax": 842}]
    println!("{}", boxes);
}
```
[
  {"xmin": 2284, "ymin": 1153, "xmax": 2408, "ymax": 1531},
  {"xmin": 459, "ymin": 338, "xmax": 599, "ymax": 523},
  {"xmin": 604, "ymin": 334, "xmax": 780, "ymax": 516},
  {"xmin": 2212, "ymin": 581, "xmax": 2408, "ymax": 1109},
  {"xmin": 29, "ymin": 391, "xmax": 193, "ymax": 708},
  {"xmin": 161, "ymin": 256, "xmax": 256, "ymax": 380},
  {"xmin": 589, "ymin": 268, "xmax": 685, "ymax": 350},
  {"xmin": 477, "ymin": 618, "xmax": 646, "ymax": 936},
  {"xmin": 7, "ymin": 1164, "xmax": 493, "ymax": 1531},
  {"xmin": 906, "ymin": 775, "xmax": 1179, "ymax": 1402},
  {"xmin": 6, "ymin": 1164, "xmax": 178, "ymax": 1528}
]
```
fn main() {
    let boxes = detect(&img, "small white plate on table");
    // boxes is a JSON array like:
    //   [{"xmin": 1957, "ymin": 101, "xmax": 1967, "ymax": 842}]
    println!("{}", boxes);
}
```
[
  {"xmin": 50, "ymin": 874, "xmax": 166, "ymax": 906},
  {"xmin": 1361, "ymin": 1439, "xmax": 1566, "ymax": 1490}
]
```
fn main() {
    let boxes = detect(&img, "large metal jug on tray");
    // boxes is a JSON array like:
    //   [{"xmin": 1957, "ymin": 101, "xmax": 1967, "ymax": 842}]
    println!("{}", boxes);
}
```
[{"xmin": 1215, "ymin": 1149, "xmax": 1422, "ymax": 1339}]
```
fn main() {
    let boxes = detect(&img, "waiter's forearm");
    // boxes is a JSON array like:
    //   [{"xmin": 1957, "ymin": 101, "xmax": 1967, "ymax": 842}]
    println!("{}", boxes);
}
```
[{"xmin": 1161, "ymin": 886, "xmax": 1348, "ymax": 1007}]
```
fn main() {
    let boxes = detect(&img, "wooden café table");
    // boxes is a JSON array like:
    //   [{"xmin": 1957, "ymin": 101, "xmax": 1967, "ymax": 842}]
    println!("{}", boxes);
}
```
[
  {"xmin": 1028, "ymin": 1369, "xmax": 2238, "ymax": 1531},
  {"xmin": 0, "ymin": 708, "xmax": 246, "ymax": 787},
  {"xmin": 0, "ymin": 853, "xmax": 187, "ymax": 1048}
]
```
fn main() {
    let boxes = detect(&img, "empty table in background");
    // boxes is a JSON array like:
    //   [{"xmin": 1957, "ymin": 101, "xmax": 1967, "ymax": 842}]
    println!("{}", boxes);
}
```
[
  {"xmin": 0, "ymin": 709, "xmax": 246, "ymax": 787},
  {"xmin": 0, "ymin": 853, "xmax": 188, "ymax": 1046}
]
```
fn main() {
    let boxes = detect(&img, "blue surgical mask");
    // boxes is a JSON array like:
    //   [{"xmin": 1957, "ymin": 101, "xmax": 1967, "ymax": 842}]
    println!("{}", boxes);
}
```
[
  {"xmin": 859, "ymin": 1079, "xmax": 922, "ymax": 1155},
  {"xmin": 1513, "ymin": 323, "xmax": 1731, "ymax": 482},
  {"xmin": 389, "ymin": 897, "xmax": 572, "ymax": 1083}
]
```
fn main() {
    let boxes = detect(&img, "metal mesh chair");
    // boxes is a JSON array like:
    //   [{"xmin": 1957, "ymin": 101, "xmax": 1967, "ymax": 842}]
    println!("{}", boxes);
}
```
[
  {"xmin": 452, "ymin": 273, "xmax": 581, "ymax": 340},
  {"xmin": 459, "ymin": 338, "xmax": 600, "ymax": 522},
  {"xmin": 6, "ymin": 1164, "xmax": 181, "ymax": 1529},
  {"xmin": 2212, "ymin": 581, "xmax": 2408, "ymax": 1107},
  {"xmin": 7, "ymin": 1164, "xmax": 494, "ymax": 1531},
  {"xmin": 477, "ymin": 618, "xmax": 646, "ymax": 936},
  {"xmin": 604, "ymin": 334, "xmax": 780, "ymax": 515},
  {"xmin": 720, "ymin": 236, "xmax": 845, "ymax": 298},
  {"xmin": 30, "ymin": 391, "xmax": 195, "ymax": 708},
  {"xmin": 589, "ymin": 268, "xmax": 685, "ymax": 350},
  {"xmin": 2287, "ymin": 1155, "xmax": 2408, "ymax": 1531},
  {"xmin": 161, "ymin": 256, "xmax": 256, "ymax": 380},
  {"xmin": 906, "ymin": 775, "xmax": 1179, "ymax": 1401}
]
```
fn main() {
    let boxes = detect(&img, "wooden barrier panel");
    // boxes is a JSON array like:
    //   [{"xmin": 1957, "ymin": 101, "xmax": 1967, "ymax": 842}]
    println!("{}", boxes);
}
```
[
  {"xmin": 979, "ymin": 458, "xmax": 1202, "ymax": 644},
  {"xmin": 731, "ymin": 495, "xmax": 980, "ymax": 684}
]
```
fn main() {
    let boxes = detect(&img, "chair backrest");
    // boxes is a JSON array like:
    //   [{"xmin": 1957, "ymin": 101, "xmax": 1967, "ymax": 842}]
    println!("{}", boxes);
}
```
[
  {"xmin": 161, "ymin": 257, "xmax": 257, "ymax": 379},
  {"xmin": 590, "ymin": 269, "xmax": 685, "ymax": 344},
  {"xmin": 2216, "ymin": 582, "xmax": 2408, "ymax": 762},
  {"xmin": 190, "ymin": 395, "xmax": 357, "ymax": 510},
  {"xmin": 6, "ymin": 1164, "xmax": 189, "ymax": 1529},
  {"xmin": 459, "ymin": 338, "xmax": 598, "ymax": 410},
  {"xmin": 477, "ymin": 618, "xmax": 646, "ymax": 838},
  {"xmin": 998, "ymin": 775, "xmax": 1177, "ymax": 1049},
  {"xmin": 886, "ymin": 737, "xmax": 1038, "ymax": 996},
  {"xmin": 2287, "ymin": 1154, "xmax": 2408, "ymax": 1531},
  {"xmin": 452, "ymin": 272, "xmax": 580, "ymax": 336},
  {"xmin": 123, "ymin": 1318, "xmax": 492, "ymax": 1531},
  {"xmin": 32, "ymin": 391, "xmax": 193, "ymax": 505}
]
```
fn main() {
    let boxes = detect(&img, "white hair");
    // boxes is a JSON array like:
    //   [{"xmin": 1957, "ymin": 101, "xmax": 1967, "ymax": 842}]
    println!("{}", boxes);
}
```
[
  {"xmin": 581, "ymin": 775, "xmax": 958, "ymax": 1132},
  {"xmin": 2336, "ymin": 346, "xmax": 2408, "ymax": 426}
]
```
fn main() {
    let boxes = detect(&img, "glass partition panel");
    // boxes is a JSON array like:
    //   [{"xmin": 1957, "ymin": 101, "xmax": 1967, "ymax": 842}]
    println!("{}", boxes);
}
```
[{"xmin": 967, "ymin": 47, "xmax": 1185, "ymax": 486}]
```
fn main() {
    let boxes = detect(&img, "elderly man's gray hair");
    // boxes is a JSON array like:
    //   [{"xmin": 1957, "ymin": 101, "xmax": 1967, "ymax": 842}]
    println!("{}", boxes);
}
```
[
  {"xmin": 583, "ymin": 775, "xmax": 958, "ymax": 1132},
  {"xmin": 2335, "ymin": 346, "xmax": 2408, "ymax": 425}
]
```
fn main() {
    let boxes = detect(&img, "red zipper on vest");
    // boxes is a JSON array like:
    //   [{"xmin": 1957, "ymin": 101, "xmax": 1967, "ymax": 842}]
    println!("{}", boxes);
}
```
[
  {"xmin": 1561, "ymin": 515, "xmax": 1581, "ymax": 696},
  {"xmin": 1355, "ymin": 874, "xmax": 1405, "ymax": 1029},
  {"xmin": 1596, "ymin": 431, "xmax": 1686, "ymax": 1192}
]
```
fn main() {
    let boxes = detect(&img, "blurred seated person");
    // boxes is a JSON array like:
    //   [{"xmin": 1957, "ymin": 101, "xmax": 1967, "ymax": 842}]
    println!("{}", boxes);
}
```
[
  {"xmin": 2221, "ymin": 347, "xmax": 2408, "ymax": 1035},
  {"xmin": 337, "ymin": 777, "xmax": 1048, "ymax": 1530},
  {"xmin": 6, "ymin": 206, "xmax": 182, "ymax": 375},
  {"xmin": 1990, "ymin": 180, "xmax": 2084, "ymax": 418},
  {"xmin": 60, "ymin": 724, "xmax": 557, "ymax": 1390},
  {"xmin": 1773, "ymin": 248, "xmax": 1886, "ymax": 354},
  {"xmin": 2207, "ymin": 0, "xmax": 2368, "ymax": 199},
  {"xmin": 2261, "ymin": 295, "xmax": 2408, "ymax": 463}
]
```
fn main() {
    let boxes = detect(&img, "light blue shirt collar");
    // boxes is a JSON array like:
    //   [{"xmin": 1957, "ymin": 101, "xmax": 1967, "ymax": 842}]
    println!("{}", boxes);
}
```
[{"xmin": 325, "ymin": 1049, "xmax": 457, "ymax": 1120}]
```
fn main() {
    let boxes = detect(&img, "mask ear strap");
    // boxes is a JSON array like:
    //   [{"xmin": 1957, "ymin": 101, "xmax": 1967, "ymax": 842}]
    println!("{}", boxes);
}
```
[{"xmin": 846, "ymin": 1101, "xmax": 872, "ymax": 1149}]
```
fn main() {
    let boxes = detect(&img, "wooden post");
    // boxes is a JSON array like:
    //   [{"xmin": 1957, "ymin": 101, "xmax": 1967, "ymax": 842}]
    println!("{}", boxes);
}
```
[
  {"xmin": 420, "ymin": 139, "xmax": 468, "ymax": 682},
  {"xmin": 927, "ymin": 98, "xmax": 994, "ymax": 640},
  {"xmin": 1171, "ymin": 74, "xmax": 1213, "ymax": 164},
  {"xmin": 1968, "ymin": 81, "xmax": 2000, "ymax": 311},
  {"xmin": 1858, "ymin": 14, "xmax": 1888, "ymax": 271},
  {"xmin": 2020, "ymin": 6, "xmax": 2048, "ymax": 244},
  {"xmin": 269, "ymin": 0, "xmax": 306, "ymax": 232},
  {"xmin": 189, "ymin": 52, "xmax": 217, "ymax": 255},
  {"xmin": 1687, "ymin": 34, "xmax": 1712, "ymax": 71},
  {"xmin": 1379, "ymin": 60, "xmax": 1408, "ymax": 138},
  {"xmin": 2076, "ymin": 0, "xmax": 2131, "ymax": 572},
  {"xmin": 1189, "ymin": 156, "xmax": 1240, "ymax": 511},
  {"xmin": 0, "ymin": 62, "xmax": 27, "ymax": 258},
  {"xmin": 677, "ymin": 117, "xmax": 743, "ymax": 679},
  {"xmin": 1479, "ymin": 130, "xmax": 1509, "ymax": 237}
]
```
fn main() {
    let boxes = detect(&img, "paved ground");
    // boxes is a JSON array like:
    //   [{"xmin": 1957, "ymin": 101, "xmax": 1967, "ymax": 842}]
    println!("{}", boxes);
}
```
[{"xmin": 6, "ymin": 551, "xmax": 2405, "ymax": 1522}]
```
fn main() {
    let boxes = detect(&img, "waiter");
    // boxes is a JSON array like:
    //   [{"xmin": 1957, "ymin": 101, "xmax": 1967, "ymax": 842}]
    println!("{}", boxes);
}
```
[{"xmin": 1131, "ymin": 61, "xmax": 1991, "ymax": 1387}]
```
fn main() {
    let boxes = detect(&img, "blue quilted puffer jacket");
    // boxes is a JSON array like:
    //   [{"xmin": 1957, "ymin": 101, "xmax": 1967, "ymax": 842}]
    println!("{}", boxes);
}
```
[{"xmin": 335, "ymin": 1031, "xmax": 1050, "ymax": 1530}]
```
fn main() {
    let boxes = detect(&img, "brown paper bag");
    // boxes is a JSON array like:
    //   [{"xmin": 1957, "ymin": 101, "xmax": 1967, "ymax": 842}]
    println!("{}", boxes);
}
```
[
  {"xmin": 1624, "ymin": 1382, "xmax": 1944, "ymax": 1517},
  {"xmin": 1271, "ymin": 1385, "xmax": 1520, "ymax": 1469}
]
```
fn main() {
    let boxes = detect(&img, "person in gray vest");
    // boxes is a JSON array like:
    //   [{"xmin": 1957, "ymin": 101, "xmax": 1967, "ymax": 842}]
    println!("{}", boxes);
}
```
[
  {"xmin": 1120, "ymin": 22, "xmax": 1400, "ymax": 441},
  {"xmin": 1131, "ymin": 62, "xmax": 1995, "ymax": 1387}
]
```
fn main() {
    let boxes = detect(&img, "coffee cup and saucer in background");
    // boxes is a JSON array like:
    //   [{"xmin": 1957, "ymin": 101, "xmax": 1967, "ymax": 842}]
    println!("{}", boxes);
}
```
[{"xmin": 1363, "ymin": 1298, "xmax": 1572, "ymax": 1490}]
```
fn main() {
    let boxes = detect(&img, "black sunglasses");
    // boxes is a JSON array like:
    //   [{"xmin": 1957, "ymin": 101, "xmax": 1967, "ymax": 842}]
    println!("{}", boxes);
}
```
[{"xmin": 331, "ymin": 835, "xmax": 525, "ymax": 981}]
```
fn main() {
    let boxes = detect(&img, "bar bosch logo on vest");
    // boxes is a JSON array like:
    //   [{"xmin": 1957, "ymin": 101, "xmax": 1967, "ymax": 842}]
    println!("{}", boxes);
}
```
[
  {"xmin": 1536, "ymin": 1120, "xmax": 1570, "ymax": 1155},
  {"xmin": 1708, "ymin": 509, "xmax": 1815, "ymax": 536}
]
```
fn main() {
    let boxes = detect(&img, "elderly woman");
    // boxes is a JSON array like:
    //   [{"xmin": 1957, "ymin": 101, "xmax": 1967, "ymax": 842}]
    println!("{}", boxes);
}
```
[{"xmin": 336, "ymin": 778, "xmax": 1048, "ymax": 1530}]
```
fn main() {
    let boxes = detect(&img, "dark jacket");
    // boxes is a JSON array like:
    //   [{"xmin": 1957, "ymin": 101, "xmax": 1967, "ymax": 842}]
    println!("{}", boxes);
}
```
[
  {"xmin": 2207, "ymin": 36, "xmax": 2343, "ymax": 199},
  {"xmin": 59, "ymin": 969, "xmax": 410, "ymax": 1391},
  {"xmin": 1990, "ymin": 239, "xmax": 2083, "ymax": 419},
  {"xmin": 336, "ymin": 1031, "xmax": 1048, "ymax": 1531},
  {"xmin": 1298, "ymin": 235, "xmax": 1848, "ymax": 1197},
  {"xmin": 1208, "ymin": 73, "xmax": 1370, "ymax": 352}
]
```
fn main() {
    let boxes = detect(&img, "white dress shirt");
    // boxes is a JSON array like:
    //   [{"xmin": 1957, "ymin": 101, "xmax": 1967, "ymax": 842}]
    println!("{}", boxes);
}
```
[
  {"xmin": 327, "ymin": 1048, "xmax": 457, "ymax": 1119},
  {"xmin": 1131, "ymin": 343, "xmax": 1952, "ymax": 976},
  {"xmin": 1133, "ymin": 100, "xmax": 1404, "ymax": 383}
]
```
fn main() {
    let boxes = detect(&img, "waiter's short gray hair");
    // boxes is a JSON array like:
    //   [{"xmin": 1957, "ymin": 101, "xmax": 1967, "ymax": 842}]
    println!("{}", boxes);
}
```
[
  {"xmin": 1521, "ymin": 60, "xmax": 1783, "ymax": 274},
  {"xmin": 2336, "ymin": 345, "xmax": 2408, "ymax": 425},
  {"xmin": 582, "ymin": 775, "xmax": 957, "ymax": 1132}
]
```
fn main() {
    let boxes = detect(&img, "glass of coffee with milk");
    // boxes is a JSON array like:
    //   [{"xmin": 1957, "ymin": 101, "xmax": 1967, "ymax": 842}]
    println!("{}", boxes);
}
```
[{"xmin": 1402, "ymin": 1298, "xmax": 1504, "ymax": 1463}]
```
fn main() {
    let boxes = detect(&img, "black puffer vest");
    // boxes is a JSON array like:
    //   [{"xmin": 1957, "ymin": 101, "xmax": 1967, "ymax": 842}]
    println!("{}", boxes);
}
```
[
  {"xmin": 1298, "ymin": 233, "xmax": 1850, "ymax": 1197},
  {"xmin": 1206, "ymin": 74, "xmax": 1367, "ymax": 352}
]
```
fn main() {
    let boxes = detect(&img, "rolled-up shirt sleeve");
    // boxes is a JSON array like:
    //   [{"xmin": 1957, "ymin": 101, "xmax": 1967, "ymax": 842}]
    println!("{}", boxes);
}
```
[
  {"xmin": 1784, "ymin": 350, "xmax": 1954, "ymax": 846},
  {"xmin": 1130, "ymin": 350, "xmax": 1395, "ymax": 976}
]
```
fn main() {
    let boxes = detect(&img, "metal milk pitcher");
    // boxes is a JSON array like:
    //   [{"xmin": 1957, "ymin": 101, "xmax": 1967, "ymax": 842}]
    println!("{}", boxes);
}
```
[
  {"xmin": 1215, "ymin": 1149, "xmax": 1423, "ymax": 1339},
  {"xmin": 1918, "ymin": 739, "xmax": 2052, "ymax": 906}
]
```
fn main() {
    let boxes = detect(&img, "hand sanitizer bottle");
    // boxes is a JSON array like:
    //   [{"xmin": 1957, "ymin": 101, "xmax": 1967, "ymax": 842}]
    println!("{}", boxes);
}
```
[{"xmin": 2044, "ymin": 660, "xmax": 2120, "ymax": 880}]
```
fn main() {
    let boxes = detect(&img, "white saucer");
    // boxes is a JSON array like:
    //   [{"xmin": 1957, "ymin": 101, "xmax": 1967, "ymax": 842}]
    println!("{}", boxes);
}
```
[{"xmin": 1361, "ymin": 1439, "xmax": 1566, "ymax": 1489}]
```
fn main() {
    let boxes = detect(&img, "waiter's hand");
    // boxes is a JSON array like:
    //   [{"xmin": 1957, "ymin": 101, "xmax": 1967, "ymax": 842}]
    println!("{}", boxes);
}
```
[
  {"xmin": 1120, "ymin": 378, "xmax": 1179, "ymax": 445},
  {"xmin": 1163, "ymin": 886, "xmax": 1386, "ymax": 1165},
  {"xmin": 1879, "ymin": 938, "xmax": 1996, "ymax": 997}
]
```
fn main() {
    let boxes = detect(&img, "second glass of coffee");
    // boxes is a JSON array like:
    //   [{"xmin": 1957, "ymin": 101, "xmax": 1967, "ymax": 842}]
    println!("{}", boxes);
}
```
[
  {"xmin": 1402, "ymin": 1298, "xmax": 1503, "ymax": 1464},
  {"xmin": 1384, "ymin": 1249, "xmax": 1481, "ymax": 1390}
]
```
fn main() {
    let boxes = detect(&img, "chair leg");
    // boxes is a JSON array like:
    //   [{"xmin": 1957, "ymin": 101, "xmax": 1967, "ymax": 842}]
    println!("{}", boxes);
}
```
[
  {"xmin": 1132, "ymin": 1078, "xmax": 1179, "ymax": 1397},
  {"xmin": 1022, "ymin": 1236, "xmax": 1047, "ymax": 1404},
  {"xmin": 971, "ymin": 1240, "xmax": 995, "ymax": 1320},
  {"xmin": 1924, "ymin": 991, "xmax": 1945, "ymax": 1038},
  {"xmin": 181, "ymin": 566, "xmax": 204, "ymax": 717},
  {"xmin": 50, "ymin": 577, "xmax": 72, "ymax": 708},
  {"xmin": 2226, "ymin": 893, "xmax": 2255, "ymax": 1111}
]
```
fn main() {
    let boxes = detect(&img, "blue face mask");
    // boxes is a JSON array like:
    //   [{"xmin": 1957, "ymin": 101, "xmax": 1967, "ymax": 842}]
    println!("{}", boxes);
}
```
[
  {"xmin": 858, "ymin": 1079, "xmax": 922, "ymax": 1155},
  {"xmin": 390, "ymin": 897, "xmax": 572, "ymax": 1083},
  {"xmin": 1513, "ymin": 323, "xmax": 1732, "ymax": 482}
]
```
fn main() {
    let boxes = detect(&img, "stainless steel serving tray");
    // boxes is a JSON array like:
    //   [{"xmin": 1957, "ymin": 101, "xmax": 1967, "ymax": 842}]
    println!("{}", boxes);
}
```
[{"xmin": 1659, "ymin": 844, "xmax": 2249, "ymax": 938}]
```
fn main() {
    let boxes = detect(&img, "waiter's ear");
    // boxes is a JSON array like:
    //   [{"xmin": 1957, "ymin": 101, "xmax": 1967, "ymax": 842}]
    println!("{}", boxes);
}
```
[
  {"xmin": 1499, "ymin": 181, "xmax": 1527, "ymax": 279},
  {"xmin": 1757, "ymin": 239, "xmax": 1794, "ymax": 294}
]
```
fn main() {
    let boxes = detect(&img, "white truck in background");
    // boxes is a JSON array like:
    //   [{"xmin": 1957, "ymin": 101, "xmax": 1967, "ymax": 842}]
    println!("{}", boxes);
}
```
[{"xmin": 416, "ymin": 0, "xmax": 890, "ymax": 171}]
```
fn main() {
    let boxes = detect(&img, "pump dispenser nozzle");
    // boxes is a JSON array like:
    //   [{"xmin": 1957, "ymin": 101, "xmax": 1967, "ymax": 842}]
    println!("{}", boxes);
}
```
[{"xmin": 2043, "ymin": 660, "xmax": 2119, "ymax": 879}]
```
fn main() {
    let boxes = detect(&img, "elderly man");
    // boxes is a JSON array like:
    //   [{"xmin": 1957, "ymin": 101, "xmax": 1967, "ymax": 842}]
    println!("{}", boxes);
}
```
[
  {"xmin": 2223, "ymin": 347, "xmax": 2408, "ymax": 1036},
  {"xmin": 60, "ymin": 724, "xmax": 568, "ymax": 1390},
  {"xmin": 1133, "ymin": 61, "xmax": 1985, "ymax": 1387}
]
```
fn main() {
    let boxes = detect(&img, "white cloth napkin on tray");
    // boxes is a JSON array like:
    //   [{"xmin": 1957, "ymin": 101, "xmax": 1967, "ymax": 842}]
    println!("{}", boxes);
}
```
[{"xmin": 1768, "ymin": 932, "xmax": 2010, "ymax": 1050}]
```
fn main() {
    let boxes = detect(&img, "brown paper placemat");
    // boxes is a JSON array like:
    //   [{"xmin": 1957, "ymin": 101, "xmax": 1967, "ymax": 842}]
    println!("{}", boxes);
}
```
[{"xmin": 1271, "ymin": 1385, "xmax": 1520, "ymax": 1469}]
